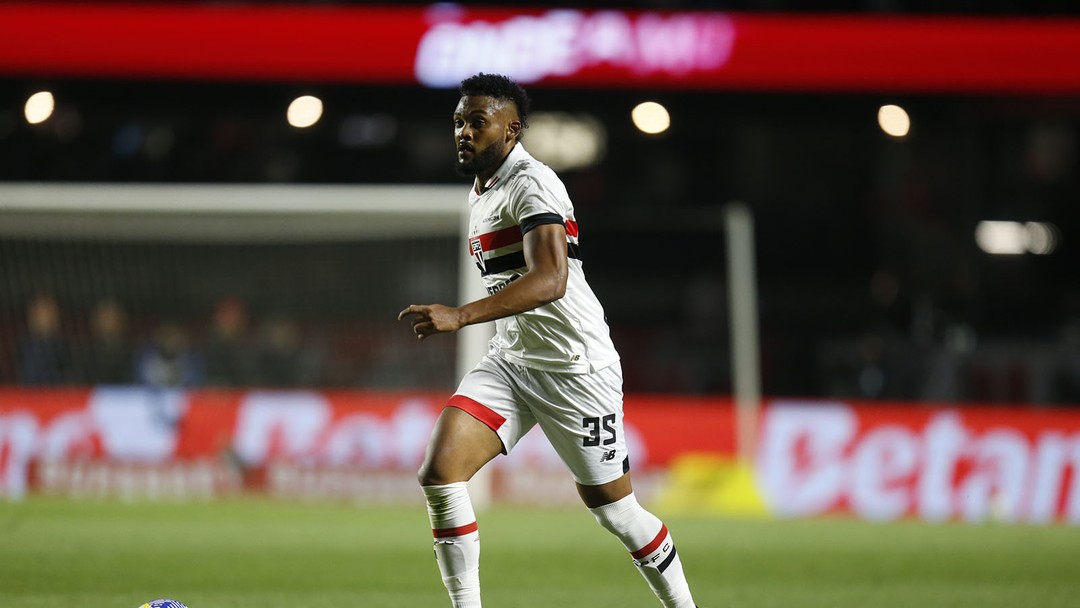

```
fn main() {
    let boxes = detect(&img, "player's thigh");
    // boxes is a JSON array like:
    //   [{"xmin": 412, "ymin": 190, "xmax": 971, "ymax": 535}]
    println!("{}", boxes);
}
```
[
  {"xmin": 420, "ymin": 355, "xmax": 536, "ymax": 485},
  {"xmin": 419, "ymin": 406, "xmax": 504, "ymax": 485},
  {"xmin": 530, "ymin": 362, "xmax": 629, "ymax": 487}
]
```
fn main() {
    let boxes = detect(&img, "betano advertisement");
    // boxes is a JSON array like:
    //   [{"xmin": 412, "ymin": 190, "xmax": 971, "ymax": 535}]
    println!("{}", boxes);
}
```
[{"xmin": 1, "ymin": 389, "xmax": 1078, "ymax": 524}]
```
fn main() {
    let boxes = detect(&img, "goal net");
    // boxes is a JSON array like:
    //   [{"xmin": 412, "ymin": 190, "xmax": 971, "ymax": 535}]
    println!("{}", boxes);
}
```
[{"xmin": 0, "ymin": 183, "xmax": 489, "ymax": 390}]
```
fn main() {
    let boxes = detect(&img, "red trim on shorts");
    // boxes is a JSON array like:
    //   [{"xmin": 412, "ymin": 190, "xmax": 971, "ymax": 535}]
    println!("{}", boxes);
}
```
[
  {"xmin": 446, "ymin": 394, "xmax": 506, "ymax": 431},
  {"xmin": 433, "ymin": 521, "xmax": 479, "ymax": 538},
  {"xmin": 631, "ymin": 524, "xmax": 669, "ymax": 559}
]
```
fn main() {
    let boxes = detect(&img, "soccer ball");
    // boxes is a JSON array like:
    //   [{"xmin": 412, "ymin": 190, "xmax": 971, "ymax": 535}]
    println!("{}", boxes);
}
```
[{"xmin": 139, "ymin": 600, "xmax": 188, "ymax": 608}]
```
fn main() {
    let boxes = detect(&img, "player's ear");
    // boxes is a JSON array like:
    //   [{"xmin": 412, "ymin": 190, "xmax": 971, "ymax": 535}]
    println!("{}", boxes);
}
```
[{"xmin": 507, "ymin": 119, "xmax": 522, "ymax": 142}]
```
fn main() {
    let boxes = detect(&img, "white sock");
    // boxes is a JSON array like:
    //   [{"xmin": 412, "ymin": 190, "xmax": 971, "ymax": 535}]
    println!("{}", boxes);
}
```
[
  {"xmin": 590, "ymin": 493, "xmax": 695, "ymax": 608},
  {"xmin": 423, "ymin": 483, "xmax": 482, "ymax": 608}
]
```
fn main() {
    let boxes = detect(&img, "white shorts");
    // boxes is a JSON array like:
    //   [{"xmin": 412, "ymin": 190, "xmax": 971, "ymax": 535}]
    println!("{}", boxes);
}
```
[{"xmin": 448, "ymin": 353, "xmax": 628, "ymax": 486}]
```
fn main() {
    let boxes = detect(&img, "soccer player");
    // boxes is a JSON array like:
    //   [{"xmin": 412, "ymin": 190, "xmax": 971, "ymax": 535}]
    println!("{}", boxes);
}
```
[{"xmin": 398, "ymin": 73, "xmax": 697, "ymax": 608}]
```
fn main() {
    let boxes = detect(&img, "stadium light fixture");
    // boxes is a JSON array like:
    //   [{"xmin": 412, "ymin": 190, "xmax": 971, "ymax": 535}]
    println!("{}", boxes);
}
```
[
  {"xmin": 1024, "ymin": 221, "xmax": 1059, "ymax": 255},
  {"xmin": 878, "ymin": 104, "xmax": 910, "ymax": 138},
  {"xmin": 24, "ymin": 91, "xmax": 54, "ymax": 124},
  {"xmin": 632, "ymin": 101, "xmax": 670, "ymax": 135},
  {"xmin": 975, "ymin": 220, "xmax": 1059, "ymax": 255},
  {"xmin": 525, "ymin": 112, "xmax": 606, "ymax": 171},
  {"xmin": 287, "ymin": 95, "xmax": 323, "ymax": 128}
]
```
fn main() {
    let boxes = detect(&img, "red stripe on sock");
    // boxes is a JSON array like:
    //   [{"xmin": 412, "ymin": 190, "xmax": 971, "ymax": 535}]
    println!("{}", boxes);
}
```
[
  {"xmin": 447, "ymin": 394, "xmax": 506, "ymax": 431},
  {"xmin": 630, "ymin": 524, "xmax": 668, "ymax": 559},
  {"xmin": 433, "ymin": 521, "xmax": 478, "ymax": 538}
]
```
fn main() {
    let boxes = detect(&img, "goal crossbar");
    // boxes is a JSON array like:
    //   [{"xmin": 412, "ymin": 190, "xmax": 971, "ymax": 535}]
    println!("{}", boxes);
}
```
[{"xmin": 0, "ymin": 183, "xmax": 464, "ymax": 242}]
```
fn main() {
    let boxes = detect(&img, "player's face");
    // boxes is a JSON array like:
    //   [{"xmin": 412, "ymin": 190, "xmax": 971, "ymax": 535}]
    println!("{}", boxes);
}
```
[{"xmin": 454, "ymin": 95, "xmax": 520, "ymax": 179}]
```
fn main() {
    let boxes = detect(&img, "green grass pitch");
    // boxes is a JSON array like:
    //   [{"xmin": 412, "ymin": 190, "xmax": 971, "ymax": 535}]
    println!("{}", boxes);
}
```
[{"xmin": 2, "ymin": 498, "xmax": 1079, "ymax": 608}]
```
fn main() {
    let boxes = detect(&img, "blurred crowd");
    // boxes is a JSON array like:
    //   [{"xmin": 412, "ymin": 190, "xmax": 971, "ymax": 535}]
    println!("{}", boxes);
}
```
[
  {"xmin": 5, "ymin": 286, "xmax": 1080, "ymax": 406},
  {"xmin": 7, "ymin": 294, "xmax": 326, "ymax": 388}
]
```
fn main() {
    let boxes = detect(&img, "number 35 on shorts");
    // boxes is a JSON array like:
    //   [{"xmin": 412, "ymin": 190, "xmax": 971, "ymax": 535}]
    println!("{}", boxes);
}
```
[{"xmin": 582, "ymin": 414, "xmax": 617, "ymax": 447}]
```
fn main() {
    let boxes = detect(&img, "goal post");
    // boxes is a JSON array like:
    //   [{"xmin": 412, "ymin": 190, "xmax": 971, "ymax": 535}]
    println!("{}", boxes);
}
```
[{"xmin": 724, "ymin": 203, "xmax": 762, "ymax": 465}]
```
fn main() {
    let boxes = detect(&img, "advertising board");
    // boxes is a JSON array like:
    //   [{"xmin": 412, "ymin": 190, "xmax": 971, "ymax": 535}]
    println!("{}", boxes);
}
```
[
  {"xmin": 3, "ymin": 388, "xmax": 1078, "ymax": 523},
  {"xmin": 1, "ymin": 4, "xmax": 1079, "ymax": 93}
]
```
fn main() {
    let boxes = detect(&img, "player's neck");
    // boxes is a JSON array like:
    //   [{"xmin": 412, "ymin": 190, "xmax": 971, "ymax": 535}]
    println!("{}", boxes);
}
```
[
  {"xmin": 474, "ymin": 172, "xmax": 494, "ymax": 194},
  {"xmin": 474, "ymin": 147, "xmax": 514, "ymax": 194},
  {"xmin": 473, "ymin": 167, "xmax": 498, "ymax": 194}
]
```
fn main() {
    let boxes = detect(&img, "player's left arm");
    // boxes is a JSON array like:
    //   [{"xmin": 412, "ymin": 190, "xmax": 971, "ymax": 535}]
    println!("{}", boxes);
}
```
[{"xmin": 397, "ymin": 222, "xmax": 568, "ymax": 339}]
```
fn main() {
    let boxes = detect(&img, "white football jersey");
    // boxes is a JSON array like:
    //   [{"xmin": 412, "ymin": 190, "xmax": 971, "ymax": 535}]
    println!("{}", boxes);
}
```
[{"xmin": 466, "ymin": 143, "xmax": 619, "ymax": 374}]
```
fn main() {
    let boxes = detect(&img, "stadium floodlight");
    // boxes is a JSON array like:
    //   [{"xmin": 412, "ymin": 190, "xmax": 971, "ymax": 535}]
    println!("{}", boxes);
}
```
[
  {"xmin": 24, "ymin": 91, "xmax": 54, "ymax": 124},
  {"xmin": 975, "ymin": 220, "xmax": 1060, "ymax": 255},
  {"xmin": 287, "ymin": 95, "xmax": 324, "ymax": 128},
  {"xmin": 526, "ymin": 112, "xmax": 606, "ymax": 171},
  {"xmin": 631, "ymin": 101, "xmax": 671, "ymax": 135},
  {"xmin": 1024, "ymin": 222, "xmax": 1059, "ymax": 255},
  {"xmin": 878, "ymin": 104, "xmax": 910, "ymax": 138}
]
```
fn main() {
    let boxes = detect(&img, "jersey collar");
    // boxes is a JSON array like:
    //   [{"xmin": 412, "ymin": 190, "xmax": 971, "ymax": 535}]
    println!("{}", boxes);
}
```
[{"xmin": 475, "ymin": 142, "xmax": 527, "ymax": 195}]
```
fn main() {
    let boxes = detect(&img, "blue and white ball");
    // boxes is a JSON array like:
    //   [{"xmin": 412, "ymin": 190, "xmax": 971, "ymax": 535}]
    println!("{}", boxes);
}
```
[{"xmin": 140, "ymin": 600, "xmax": 188, "ymax": 608}]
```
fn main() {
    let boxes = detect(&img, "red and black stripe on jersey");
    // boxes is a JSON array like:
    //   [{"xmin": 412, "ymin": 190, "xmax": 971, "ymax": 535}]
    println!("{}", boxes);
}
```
[{"xmin": 470, "ymin": 212, "xmax": 581, "ymax": 277}]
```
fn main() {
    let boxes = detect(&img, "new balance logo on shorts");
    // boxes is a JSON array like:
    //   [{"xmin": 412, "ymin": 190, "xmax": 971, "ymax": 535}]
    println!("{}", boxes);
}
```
[{"xmin": 600, "ymin": 449, "xmax": 617, "ymax": 462}]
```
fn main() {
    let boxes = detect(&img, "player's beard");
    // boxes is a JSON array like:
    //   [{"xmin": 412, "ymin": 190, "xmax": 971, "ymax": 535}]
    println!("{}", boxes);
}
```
[{"xmin": 455, "ymin": 141, "xmax": 506, "ymax": 177}]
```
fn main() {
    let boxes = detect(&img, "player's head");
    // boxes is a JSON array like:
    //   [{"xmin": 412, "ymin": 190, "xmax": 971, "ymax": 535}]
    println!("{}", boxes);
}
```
[{"xmin": 454, "ymin": 73, "xmax": 531, "ymax": 178}]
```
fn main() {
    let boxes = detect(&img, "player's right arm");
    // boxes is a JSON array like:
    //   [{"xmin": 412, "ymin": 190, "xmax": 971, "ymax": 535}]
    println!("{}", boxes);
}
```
[{"xmin": 398, "ymin": 222, "xmax": 568, "ymax": 339}]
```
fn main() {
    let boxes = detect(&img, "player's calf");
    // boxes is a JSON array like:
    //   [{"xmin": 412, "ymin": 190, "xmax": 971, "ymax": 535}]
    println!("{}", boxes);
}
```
[
  {"xmin": 589, "ymin": 493, "xmax": 696, "ymax": 608},
  {"xmin": 423, "ymin": 482, "xmax": 482, "ymax": 608}
]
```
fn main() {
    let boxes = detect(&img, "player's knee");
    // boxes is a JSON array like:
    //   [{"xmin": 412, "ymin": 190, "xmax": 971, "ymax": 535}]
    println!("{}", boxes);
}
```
[
  {"xmin": 589, "ymin": 492, "xmax": 647, "ymax": 537},
  {"xmin": 417, "ymin": 462, "xmax": 437, "ymax": 487},
  {"xmin": 417, "ymin": 459, "xmax": 456, "ymax": 487},
  {"xmin": 591, "ymin": 504, "xmax": 625, "ymax": 536}
]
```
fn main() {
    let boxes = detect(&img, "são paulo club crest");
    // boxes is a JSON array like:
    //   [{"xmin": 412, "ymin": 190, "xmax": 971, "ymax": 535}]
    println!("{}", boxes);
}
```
[{"xmin": 469, "ymin": 237, "xmax": 485, "ymax": 273}]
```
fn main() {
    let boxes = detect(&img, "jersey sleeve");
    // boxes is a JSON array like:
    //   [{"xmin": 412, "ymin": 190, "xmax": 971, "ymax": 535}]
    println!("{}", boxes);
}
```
[{"xmin": 508, "ymin": 174, "xmax": 568, "ymax": 234}]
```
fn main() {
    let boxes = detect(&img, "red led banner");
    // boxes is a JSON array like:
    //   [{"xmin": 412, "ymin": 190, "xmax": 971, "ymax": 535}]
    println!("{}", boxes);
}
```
[{"xmin": 1, "ymin": 3, "xmax": 1080, "ymax": 93}]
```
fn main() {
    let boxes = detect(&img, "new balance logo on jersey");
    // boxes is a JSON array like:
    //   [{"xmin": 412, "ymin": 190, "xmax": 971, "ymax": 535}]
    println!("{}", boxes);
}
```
[{"xmin": 600, "ymin": 449, "xmax": 617, "ymax": 462}]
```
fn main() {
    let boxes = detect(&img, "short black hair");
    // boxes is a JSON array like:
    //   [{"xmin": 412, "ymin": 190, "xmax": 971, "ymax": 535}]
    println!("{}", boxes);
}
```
[{"xmin": 459, "ymin": 73, "xmax": 530, "ymax": 140}]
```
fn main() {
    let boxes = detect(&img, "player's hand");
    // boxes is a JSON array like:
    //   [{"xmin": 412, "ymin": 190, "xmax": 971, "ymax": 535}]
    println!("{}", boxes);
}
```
[{"xmin": 397, "ymin": 304, "xmax": 466, "ymax": 339}]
